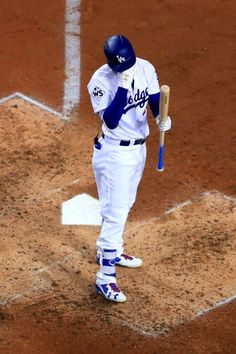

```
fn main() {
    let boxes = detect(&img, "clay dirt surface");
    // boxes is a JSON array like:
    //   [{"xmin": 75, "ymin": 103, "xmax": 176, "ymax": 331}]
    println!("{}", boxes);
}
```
[{"xmin": 0, "ymin": 0, "xmax": 236, "ymax": 353}]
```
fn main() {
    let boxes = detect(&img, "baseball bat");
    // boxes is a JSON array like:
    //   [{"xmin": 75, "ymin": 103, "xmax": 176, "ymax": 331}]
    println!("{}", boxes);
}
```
[{"xmin": 156, "ymin": 85, "xmax": 170, "ymax": 172}]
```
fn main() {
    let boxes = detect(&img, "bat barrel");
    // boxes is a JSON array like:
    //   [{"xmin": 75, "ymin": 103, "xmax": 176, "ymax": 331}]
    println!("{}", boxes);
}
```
[{"xmin": 160, "ymin": 85, "xmax": 170, "ymax": 121}]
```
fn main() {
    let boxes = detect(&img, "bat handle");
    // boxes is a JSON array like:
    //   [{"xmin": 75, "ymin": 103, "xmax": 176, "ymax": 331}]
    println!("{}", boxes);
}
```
[
  {"xmin": 157, "ymin": 144, "xmax": 165, "ymax": 171},
  {"xmin": 157, "ymin": 130, "xmax": 165, "ymax": 172}
]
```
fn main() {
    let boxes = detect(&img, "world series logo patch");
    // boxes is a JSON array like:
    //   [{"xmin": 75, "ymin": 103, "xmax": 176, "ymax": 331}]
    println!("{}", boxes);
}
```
[{"xmin": 92, "ymin": 86, "xmax": 105, "ymax": 100}]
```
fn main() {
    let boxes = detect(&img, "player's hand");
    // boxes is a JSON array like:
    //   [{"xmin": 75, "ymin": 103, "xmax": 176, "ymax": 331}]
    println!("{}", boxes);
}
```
[
  {"xmin": 118, "ymin": 65, "xmax": 135, "ymax": 89},
  {"xmin": 156, "ymin": 115, "xmax": 172, "ymax": 132}
]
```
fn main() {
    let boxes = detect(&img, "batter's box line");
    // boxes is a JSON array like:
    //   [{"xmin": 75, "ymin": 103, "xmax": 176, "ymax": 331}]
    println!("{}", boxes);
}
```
[
  {"xmin": 0, "ymin": 251, "xmax": 80, "ymax": 307},
  {"xmin": 0, "ymin": 92, "xmax": 64, "ymax": 118},
  {"xmin": 0, "ymin": 277, "xmax": 48, "ymax": 307},
  {"xmin": 124, "ymin": 190, "xmax": 236, "ymax": 235},
  {"xmin": 112, "ymin": 316, "xmax": 173, "ymax": 338},
  {"xmin": 196, "ymin": 290, "xmax": 236, "ymax": 317},
  {"xmin": 121, "ymin": 288, "xmax": 236, "ymax": 338},
  {"xmin": 34, "ymin": 254, "xmax": 73, "ymax": 274}
]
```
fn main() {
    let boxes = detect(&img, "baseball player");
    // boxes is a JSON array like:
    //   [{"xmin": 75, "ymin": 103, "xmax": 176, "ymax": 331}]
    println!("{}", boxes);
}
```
[{"xmin": 87, "ymin": 35, "xmax": 171, "ymax": 302}]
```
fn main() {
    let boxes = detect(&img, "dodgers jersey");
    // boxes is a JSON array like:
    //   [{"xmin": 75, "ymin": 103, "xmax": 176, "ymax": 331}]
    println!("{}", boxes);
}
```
[{"xmin": 87, "ymin": 58, "xmax": 160, "ymax": 140}]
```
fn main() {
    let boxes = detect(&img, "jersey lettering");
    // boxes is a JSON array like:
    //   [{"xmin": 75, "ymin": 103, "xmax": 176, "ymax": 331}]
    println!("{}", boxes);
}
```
[{"xmin": 124, "ymin": 87, "xmax": 149, "ymax": 113}]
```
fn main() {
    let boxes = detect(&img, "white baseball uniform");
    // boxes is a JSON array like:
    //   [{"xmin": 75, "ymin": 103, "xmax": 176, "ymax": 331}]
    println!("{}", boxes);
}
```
[{"xmin": 87, "ymin": 58, "xmax": 160, "ymax": 257}]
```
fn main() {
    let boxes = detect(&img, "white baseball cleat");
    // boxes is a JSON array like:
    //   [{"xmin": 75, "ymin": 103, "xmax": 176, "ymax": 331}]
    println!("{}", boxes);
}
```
[
  {"xmin": 95, "ymin": 282, "xmax": 127, "ymax": 303},
  {"xmin": 115, "ymin": 253, "xmax": 143, "ymax": 268}
]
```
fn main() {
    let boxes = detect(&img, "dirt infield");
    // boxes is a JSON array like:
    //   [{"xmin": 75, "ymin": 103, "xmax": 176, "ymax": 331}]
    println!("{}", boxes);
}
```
[
  {"xmin": 0, "ymin": 0, "xmax": 236, "ymax": 353},
  {"xmin": 0, "ymin": 0, "xmax": 65, "ymax": 111}
]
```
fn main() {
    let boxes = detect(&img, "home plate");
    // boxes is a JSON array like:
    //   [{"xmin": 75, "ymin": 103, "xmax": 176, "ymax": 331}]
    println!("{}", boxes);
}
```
[{"xmin": 61, "ymin": 193, "xmax": 102, "ymax": 225}]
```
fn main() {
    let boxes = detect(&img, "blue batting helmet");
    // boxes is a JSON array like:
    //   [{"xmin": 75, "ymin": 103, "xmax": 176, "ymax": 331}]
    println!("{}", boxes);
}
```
[{"xmin": 104, "ymin": 35, "xmax": 136, "ymax": 72}]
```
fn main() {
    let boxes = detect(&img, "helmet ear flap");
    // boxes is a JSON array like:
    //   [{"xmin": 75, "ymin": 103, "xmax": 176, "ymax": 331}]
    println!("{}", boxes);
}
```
[{"xmin": 104, "ymin": 35, "xmax": 136, "ymax": 72}]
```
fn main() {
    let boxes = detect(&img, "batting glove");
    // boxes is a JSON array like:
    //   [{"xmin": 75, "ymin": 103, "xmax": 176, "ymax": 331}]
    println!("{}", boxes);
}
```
[
  {"xmin": 155, "ymin": 115, "xmax": 172, "ymax": 132},
  {"xmin": 118, "ymin": 65, "xmax": 135, "ymax": 90}
]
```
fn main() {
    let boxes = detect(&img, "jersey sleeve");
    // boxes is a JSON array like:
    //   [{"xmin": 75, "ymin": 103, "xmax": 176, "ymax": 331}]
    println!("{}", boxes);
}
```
[
  {"xmin": 87, "ymin": 78, "xmax": 112, "ymax": 114},
  {"xmin": 147, "ymin": 63, "xmax": 160, "ymax": 95}
]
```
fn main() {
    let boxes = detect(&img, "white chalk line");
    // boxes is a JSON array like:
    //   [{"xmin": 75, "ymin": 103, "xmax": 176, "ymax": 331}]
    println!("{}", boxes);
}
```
[
  {"xmin": 196, "ymin": 291, "xmax": 236, "ymax": 317},
  {"xmin": 0, "ymin": 0, "xmax": 81, "ymax": 119},
  {"xmin": 166, "ymin": 190, "xmax": 235, "ymax": 214},
  {"xmin": 165, "ymin": 199, "xmax": 193, "ymax": 214},
  {"xmin": 113, "ymin": 317, "xmax": 172, "ymax": 338},
  {"xmin": 0, "ymin": 278, "xmax": 47, "ymax": 307},
  {"xmin": 0, "ymin": 92, "xmax": 63, "ymax": 117},
  {"xmin": 16, "ymin": 179, "xmax": 82, "ymax": 204},
  {"xmin": 0, "ymin": 190, "xmax": 236, "ymax": 338},
  {"xmin": 63, "ymin": 0, "xmax": 81, "ymax": 117},
  {"xmin": 50, "ymin": 178, "xmax": 81, "ymax": 194},
  {"xmin": 124, "ymin": 190, "xmax": 235, "ymax": 236},
  {"xmin": 0, "ymin": 254, "xmax": 74, "ymax": 306},
  {"xmin": 35, "ymin": 254, "xmax": 72, "ymax": 274}
]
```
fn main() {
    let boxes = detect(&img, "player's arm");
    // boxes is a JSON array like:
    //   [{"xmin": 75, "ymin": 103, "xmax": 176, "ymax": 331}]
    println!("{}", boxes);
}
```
[
  {"xmin": 88, "ymin": 67, "xmax": 134, "ymax": 129},
  {"xmin": 102, "ymin": 87, "xmax": 128, "ymax": 129},
  {"xmin": 148, "ymin": 92, "xmax": 160, "ymax": 117},
  {"xmin": 148, "ymin": 93, "xmax": 171, "ymax": 131},
  {"xmin": 147, "ymin": 66, "xmax": 161, "ymax": 119},
  {"xmin": 101, "ymin": 67, "xmax": 134, "ymax": 129}
]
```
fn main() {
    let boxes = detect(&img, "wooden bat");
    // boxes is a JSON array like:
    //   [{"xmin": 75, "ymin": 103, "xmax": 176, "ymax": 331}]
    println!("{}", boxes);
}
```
[{"xmin": 156, "ymin": 85, "xmax": 170, "ymax": 172}]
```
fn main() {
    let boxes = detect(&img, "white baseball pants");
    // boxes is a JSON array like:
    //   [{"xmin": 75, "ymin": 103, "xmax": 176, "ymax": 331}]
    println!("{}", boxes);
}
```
[{"xmin": 92, "ymin": 138, "xmax": 146, "ymax": 256}]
